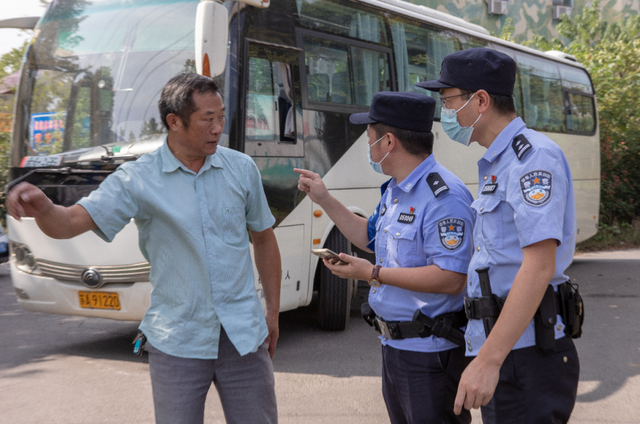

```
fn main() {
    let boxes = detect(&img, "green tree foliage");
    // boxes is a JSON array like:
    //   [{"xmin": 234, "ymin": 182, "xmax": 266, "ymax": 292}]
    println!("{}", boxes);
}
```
[
  {"xmin": 0, "ymin": 41, "xmax": 28, "ymax": 79},
  {"xmin": 526, "ymin": 0, "xmax": 640, "ymax": 225}
]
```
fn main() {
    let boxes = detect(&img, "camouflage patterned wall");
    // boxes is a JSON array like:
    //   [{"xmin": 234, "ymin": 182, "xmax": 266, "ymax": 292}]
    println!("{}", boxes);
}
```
[{"xmin": 408, "ymin": 0, "xmax": 639, "ymax": 43}]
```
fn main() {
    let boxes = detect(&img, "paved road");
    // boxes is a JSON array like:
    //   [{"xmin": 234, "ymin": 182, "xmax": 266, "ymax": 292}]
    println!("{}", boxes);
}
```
[{"xmin": 1, "ymin": 249, "xmax": 639, "ymax": 423}]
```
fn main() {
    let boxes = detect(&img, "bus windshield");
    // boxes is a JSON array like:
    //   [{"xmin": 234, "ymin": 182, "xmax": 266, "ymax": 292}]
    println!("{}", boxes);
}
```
[{"xmin": 22, "ymin": 0, "xmax": 203, "ymax": 159}]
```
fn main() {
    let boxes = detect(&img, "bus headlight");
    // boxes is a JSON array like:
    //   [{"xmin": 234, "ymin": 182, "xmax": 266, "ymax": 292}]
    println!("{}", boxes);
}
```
[{"xmin": 10, "ymin": 241, "xmax": 41, "ymax": 275}]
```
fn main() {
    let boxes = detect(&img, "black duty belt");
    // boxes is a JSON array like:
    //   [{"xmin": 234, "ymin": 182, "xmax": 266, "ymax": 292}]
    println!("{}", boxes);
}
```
[
  {"xmin": 361, "ymin": 303, "xmax": 467, "ymax": 342},
  {"xmin": 464, "ymin": 289, "xmax": 568, "ymax": 320}
]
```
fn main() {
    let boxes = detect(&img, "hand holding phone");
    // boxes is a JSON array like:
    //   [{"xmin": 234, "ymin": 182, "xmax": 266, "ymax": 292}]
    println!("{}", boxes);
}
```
[{"xmin": 312, "ymin": 248, "xmax": 347, "ymax": 265}]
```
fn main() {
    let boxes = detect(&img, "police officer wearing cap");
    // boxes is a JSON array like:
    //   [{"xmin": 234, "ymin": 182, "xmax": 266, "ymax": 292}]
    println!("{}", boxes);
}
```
[
  {"xmin": 295, "ymin": 91, "xmax": 475, "ymax": 424},
  {"xmin": 417, "ymin": 47, "xmax": 580, "ymax": 423}
]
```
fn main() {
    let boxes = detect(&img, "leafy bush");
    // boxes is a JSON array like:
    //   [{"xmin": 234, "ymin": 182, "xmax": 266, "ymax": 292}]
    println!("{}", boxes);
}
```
[{"xmin": 526, "ymin": 0, "xmax": 640, "ymax": 226}]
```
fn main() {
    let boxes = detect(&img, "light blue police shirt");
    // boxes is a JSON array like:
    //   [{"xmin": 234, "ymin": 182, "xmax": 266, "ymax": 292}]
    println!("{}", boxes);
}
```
[
  {"xmin": 78, "ymin": 142, "xmax": 276, "ymax": 359},
  {"xmin": 465, "ymin": 117, "xmax": 576, "ymax": 356},
  {"xmin": 366, "ymin": 154, "xmax": 475, "ymax": 352}
]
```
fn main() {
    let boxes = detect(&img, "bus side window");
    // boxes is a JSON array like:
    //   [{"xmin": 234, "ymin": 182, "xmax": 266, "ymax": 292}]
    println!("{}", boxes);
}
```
[
  {"xmin": 301, "ymin": 33, "xmax": 390, "ymax": 108},
  {"xmin": 245, "ymin": 44, "xmax": 302, "ymax": 157},
  {"xmin": 388, "ymin": 17, "xmax": 462, "ymax": 118},
  {"xmin": 559, "ymin": 66, "xmax": 596, "ymax": 134},
  {"xmin": 516, "ymin": 55, "xmax": 565, "ymax": 133}
]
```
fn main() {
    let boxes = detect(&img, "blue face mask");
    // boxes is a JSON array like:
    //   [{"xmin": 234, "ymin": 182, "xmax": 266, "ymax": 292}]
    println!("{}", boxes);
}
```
[
  {"xmin": 441, "ymin": 92, "xmax": 482, "ymax": 147},
  {"xmin": 367, "ymin": 134, "xmax": 390, "ymax": 174}
]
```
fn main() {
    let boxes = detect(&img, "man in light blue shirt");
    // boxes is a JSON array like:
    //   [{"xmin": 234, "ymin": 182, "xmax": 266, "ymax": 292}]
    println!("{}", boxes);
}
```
[
  {"xmin": 296, "ymin": 91, "xmax": 475, "ymax": 424},
  {"xmin": 417, "ymin": 48, "xmax": 580, "ymax": 423},
  {"xmin": 7, "ymin": 73, "xmax": 281, "ymax": 424}
]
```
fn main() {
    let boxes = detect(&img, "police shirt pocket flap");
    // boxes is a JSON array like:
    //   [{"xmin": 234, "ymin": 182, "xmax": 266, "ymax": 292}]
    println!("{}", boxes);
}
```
[
  {"xmin": 392, "ymin": 226, "xmax": 417, "ymax": 241},
  {"xmin": 472, "ymin": 196, "xmax": 501, "ymax": 215}
]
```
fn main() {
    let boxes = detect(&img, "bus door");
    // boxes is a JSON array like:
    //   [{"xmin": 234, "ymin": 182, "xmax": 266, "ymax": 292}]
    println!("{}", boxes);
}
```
[{"xmin": 243, "ymin": 41, "xmax": 310, "ymax": 311}]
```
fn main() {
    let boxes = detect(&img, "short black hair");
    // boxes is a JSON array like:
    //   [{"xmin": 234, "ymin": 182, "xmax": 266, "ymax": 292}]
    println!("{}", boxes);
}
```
[
  {"xmin": 370, "ymin": 123, "xmax": 433, "ymax": 157},
  {"xmin": 159, "ymin": 73, "xmax": 221, "ymax": 130},
  {"xmin": 459, "ymin": 89, "xmax": 516, "ymax": 116}
]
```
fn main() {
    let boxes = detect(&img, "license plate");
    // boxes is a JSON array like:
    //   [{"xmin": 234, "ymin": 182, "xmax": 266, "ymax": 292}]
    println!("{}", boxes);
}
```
[{"xmin": 78, "ymin": 291, "xmax": 121, "ymax": 310}]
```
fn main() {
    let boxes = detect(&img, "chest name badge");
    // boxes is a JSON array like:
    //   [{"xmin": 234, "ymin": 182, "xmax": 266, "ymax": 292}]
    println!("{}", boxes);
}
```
[
  {"xmin": 481, "ymin": 184, "xmax": 498, "ymax": 194},
  {"xmin": 519, "ymin": 170, "xmax": 553, "ymax": 207},
  {"xmin": 397, "ymin": 213, "xmax": 415, "ymax": 224},
  {"xmin": 438, "ymin": 218, "xmax": 465, "ymax": 251}
]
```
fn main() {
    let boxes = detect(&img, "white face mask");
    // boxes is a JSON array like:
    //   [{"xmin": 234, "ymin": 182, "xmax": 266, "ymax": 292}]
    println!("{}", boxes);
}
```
[
  {"xmin": 441, "ymin": 92, "xmax": 482, "ymax": 147},
  {"xmin": 367, "ymin": 134, "xmax": 389, "ymax": 174}
]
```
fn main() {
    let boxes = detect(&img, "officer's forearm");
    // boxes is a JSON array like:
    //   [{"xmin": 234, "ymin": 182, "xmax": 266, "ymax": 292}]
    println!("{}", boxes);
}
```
[{"xmin": 378, "ymin": 264, "xmax": 466, "ymax": 295}]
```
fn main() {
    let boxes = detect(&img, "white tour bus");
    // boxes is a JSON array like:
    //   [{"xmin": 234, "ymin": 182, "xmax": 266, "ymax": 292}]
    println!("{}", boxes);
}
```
[{"xmin": 7, "ymin": 0, "xmax": 599, "ymax": 330}]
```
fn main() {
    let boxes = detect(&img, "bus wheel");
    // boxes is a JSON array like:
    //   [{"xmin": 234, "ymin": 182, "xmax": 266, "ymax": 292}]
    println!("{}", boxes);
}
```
[{"xmin": 318, "ymin": 228, "xmax": 353, "ymax": 331}]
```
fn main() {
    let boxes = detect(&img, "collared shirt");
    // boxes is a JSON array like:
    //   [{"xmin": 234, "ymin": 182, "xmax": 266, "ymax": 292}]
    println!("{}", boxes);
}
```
[
  {"xmin": 465, "ymin": 117, "xmax": 576, "ymax": 356},
  {"xmin": 366, "ymin": 154, "xmax": 475, "ymax": 352},
  {"xmin": 78, "ymin": 142, "xmax": 275, "ymax": 359}
]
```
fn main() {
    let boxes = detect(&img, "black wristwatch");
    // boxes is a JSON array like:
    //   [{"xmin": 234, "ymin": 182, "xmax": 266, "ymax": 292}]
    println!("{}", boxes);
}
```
[{"xmin": 369, "ymin": 264, "xmax": 382, "ymax": 287}]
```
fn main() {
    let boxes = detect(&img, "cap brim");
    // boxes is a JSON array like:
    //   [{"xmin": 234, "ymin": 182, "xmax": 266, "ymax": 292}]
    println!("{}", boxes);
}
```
[
  {"xmin": 415, "ymin": 80, "xmax": 454, "ymax": 92},
  {"xmin": 349, "ymin": 112, "xmax": 377, "ymax": 125}
]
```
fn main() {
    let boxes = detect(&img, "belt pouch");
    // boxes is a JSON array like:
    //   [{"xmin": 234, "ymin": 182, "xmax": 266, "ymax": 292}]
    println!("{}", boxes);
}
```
[
  {"xmin": 534, "ymin": 285, "xmax": 557, "ymax": 354},
  {"xmin": 558, "ymin": 282, "xmax": 584, "ymax": 339}
]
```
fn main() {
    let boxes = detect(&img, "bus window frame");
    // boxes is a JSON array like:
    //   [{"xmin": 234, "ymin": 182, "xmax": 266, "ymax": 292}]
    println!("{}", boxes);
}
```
[
  {"xmin": 296, "ymin": 28, "xmax": 395, "ymax": 114},
  {"xmin": 241, "ymin": 39, "xmax": 305, "ymax": 158},
  {"xmin": 563, "ymin": 88, "xmax": 597, "ymax": 136}
]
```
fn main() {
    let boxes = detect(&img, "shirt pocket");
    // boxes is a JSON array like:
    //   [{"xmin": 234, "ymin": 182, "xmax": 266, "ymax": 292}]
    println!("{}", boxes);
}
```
[
  {"xmin": 222, "ymin": 205, "xmax": 247, "ymax": 245},
  {"xmin": 471, "ymin": 196, "xmax": 504, "ymax": 249},
  {"xmin": 390, "ymin": 225, "xmax": 419, "ymax": 267}
]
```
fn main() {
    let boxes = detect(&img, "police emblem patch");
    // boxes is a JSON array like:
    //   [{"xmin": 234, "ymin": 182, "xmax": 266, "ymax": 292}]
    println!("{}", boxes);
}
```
[
  {"xmin": 519, "ymin": 170, "xmax": 553, "ymax": 207},
  {"xmin": 437, "ymin": 218, "xmax": 465, "ymax": 251}
]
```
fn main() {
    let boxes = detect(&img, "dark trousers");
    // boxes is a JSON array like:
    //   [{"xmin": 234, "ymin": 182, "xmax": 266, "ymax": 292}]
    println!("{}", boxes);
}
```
[
  {"xmin": 481, "ymin": 337, "xmax": 580, "ymax": 424},
  {"xmin": 381, "ymin": 344, "xmax": 471, "ymax": 424}
]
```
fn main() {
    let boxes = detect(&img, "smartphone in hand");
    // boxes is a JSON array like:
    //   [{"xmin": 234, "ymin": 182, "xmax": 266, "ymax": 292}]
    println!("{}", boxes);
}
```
[{"xmin": 312, "ymin": 248, "xmax": 347, "ymax": 265}]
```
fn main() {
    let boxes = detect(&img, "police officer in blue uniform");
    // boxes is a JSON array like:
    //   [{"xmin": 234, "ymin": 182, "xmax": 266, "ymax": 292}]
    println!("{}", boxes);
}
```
[
  {"xmin": 417, "ymin": 48, "xmax": 580, "ymax": 423},
  {"xmin": 295, "ymin": 91, "xmax": 475, "ymax": 424}
]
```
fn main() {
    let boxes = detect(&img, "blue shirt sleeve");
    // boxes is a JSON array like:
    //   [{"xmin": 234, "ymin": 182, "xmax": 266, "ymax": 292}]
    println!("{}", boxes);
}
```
[
  {"xmin": 507, "ymin": 147, "xmax": 569, "ymax": 248},
  {"xmin": 421, "ymin": 191, "xmax": 475, "ymax": 274}
]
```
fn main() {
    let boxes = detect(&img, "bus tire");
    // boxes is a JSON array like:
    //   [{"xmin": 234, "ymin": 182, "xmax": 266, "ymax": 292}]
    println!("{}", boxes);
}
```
[{"xmin": 318, "ymin": 228, "xmax": 353, "ymax": 331}]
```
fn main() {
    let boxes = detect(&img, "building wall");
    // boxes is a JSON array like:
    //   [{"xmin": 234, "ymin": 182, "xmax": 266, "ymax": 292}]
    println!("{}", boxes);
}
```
[{"xmin": 408, "ymin": 0, "xmax": 640, "ymax": 43}]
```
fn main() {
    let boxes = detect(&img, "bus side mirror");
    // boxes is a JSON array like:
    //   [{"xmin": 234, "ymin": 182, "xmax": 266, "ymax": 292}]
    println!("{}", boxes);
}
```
[{"xmin": 195, "ymin": 0, "xmax": 229, "ymax": 77}]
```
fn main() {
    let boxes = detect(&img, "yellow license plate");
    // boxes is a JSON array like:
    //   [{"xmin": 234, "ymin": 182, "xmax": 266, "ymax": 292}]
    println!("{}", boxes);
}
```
[{"xmin": 78, "ymin": 291, "xmax": 121, "ymax": 310}]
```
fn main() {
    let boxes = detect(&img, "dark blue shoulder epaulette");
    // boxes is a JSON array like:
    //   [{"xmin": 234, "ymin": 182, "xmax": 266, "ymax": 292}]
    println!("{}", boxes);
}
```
[
  {"xmin": 426, "ymin": 172, "xmax": 449, "ymax": 199},
  {"xmin": 512, "ymin": 134, "xmax": 533, "ymax": 161}
]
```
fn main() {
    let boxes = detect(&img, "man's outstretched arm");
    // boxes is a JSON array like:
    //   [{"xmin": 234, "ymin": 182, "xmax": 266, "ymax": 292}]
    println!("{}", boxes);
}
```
[{"xmin": 7, "ymin": 182, "xmax": 97, "ymax": 239}]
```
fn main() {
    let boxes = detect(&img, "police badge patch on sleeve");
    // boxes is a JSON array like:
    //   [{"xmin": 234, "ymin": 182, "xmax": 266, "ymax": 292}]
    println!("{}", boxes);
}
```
[
  {"xmin": 519, "ymin": 170, "xmax": 553, "ymax": 207},
  {"xmin": 437, "ymin": 218, "xmax": 465, "ymax": 251}
]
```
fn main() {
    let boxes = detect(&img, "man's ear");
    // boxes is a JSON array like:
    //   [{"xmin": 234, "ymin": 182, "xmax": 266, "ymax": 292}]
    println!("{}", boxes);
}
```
[
  {"xmin": 165, "ymin": 113, "xmax": 181, "ymax": 131},
  {"xmin": 476, "ymin": 90, "xmax": 492, "ymax": 114},
  {"xmin": 386, "ymin": 132, "xmax": 399, "ymax": 151}
]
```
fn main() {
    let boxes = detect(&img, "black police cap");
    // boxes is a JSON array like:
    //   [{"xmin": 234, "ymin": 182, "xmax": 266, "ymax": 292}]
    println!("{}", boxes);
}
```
[
  {"xmin": 349, "ymin": 91, "xmax": 436, "ymax": 132},
  {"xmin": 416, "ymin": 47, "xmax": 516, "ymax": 96}
]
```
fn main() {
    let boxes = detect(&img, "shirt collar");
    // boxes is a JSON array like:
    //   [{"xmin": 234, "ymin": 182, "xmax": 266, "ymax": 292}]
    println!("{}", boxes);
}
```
[
  {"xmin": 391, "ymin": 154, "xmax": 437, "ymax": 193},
  {"xmin": 161, "ymin": 138, "xmax": 223, "ymax": 174},
  {"xmin": 482, "ymin": 117, "xmax": 526, "ymax": 163}
]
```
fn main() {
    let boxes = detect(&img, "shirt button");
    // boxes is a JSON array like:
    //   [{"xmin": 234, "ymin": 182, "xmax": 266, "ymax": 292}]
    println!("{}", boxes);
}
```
[
  {"xmin": 468, "ymin": 345, "xmax": 473, "ymax": 352},
  {"xmin": 557, "ymin": 325, "xmax": 563, "ymax": 331},
  {"xmin": 384, "ymin": 229, "xmax": 387, "ymax": 233},
  {"xmin": 394, "ymin": 199, "xmax": 398, "ymax": 204},
  {"xmin": 483, "ymin": 175, "xmax": 488, "ymax": 180},
  {"xmin": 372, "ymin": 288, "xmax": 377, "ymax": 293},
  {"xmin": 476, "ymin": 246, "xmax": 481, "ymax": 251},
  {"xmin": 395, "ymin": 232, "xmax": 401, "ymax": 237},
  {"xmin": 480, "ymin": 207, "xmax": 484, "ymax": 212},
  {"xmin": 379, "ymin": 258, "xmax": 383, "ymax": 264}
]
